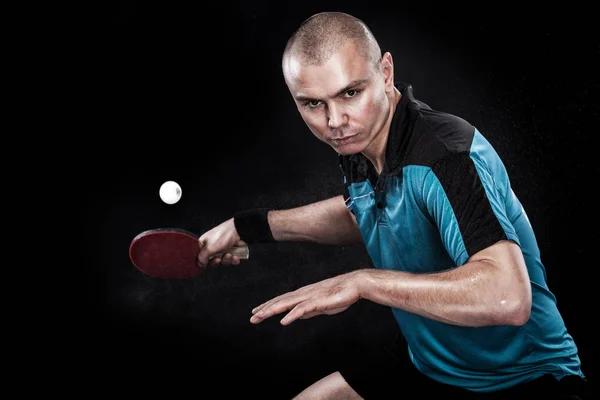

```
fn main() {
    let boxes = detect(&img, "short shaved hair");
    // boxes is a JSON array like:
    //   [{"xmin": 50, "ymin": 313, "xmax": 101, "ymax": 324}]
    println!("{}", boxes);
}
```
[{"xmin": 283, "ymin": 12, "xmax": 382, "ymax": 69}]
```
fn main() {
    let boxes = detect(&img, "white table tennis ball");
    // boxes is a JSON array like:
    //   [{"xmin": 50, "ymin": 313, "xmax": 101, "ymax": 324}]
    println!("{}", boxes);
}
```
[{"xmin": 159, "ymin": 180, "xmax": 182, "ymax": 205}]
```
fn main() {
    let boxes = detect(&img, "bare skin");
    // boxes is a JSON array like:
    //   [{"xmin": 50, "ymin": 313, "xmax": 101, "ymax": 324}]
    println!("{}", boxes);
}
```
[{"xmin": 291, "ymin": 372, "xmax": 363, "ymax": 400}]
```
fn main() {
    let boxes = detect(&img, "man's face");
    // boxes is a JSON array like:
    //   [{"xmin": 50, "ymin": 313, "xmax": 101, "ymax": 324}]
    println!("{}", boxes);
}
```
[{"xmin": 284, "ymin": 42, "xmax": 391, "ymax": 156}]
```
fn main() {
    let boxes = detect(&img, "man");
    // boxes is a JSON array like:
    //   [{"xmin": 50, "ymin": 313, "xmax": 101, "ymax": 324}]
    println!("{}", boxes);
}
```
[{"xmin": 196, "ymin": 11, "xmax": 588, "ymax": 399}]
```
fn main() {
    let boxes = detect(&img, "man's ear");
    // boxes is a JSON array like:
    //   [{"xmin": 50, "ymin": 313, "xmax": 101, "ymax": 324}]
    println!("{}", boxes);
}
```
[{"xmin": 381, "ymin": 52, "xmax": 394, "ymax": 92}]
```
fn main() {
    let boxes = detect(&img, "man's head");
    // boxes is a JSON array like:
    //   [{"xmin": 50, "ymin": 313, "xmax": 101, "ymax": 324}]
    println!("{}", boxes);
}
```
[{"xmin": 282, "ymin": 12, "xmax": 397, "ymax": 156}]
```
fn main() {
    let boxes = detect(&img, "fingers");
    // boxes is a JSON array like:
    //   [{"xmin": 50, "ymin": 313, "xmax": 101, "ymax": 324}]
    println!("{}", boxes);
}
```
[
  {"xmin": 197, "ymin": 239, "xmax": 209, "ymax": 268},
  {"xmin": 251, "ymin": 292, "xmax": 290, "ymax": 316},
  {"xmin": 279, "ymin": 302, "xmax": 318, "ymax": 325},
  {"xmin": 196, "ymin": 218, "xmax": 246, "ymax": 268},
  {"xmin": 220, "ymin": 253, "xmax": 241, "ymax": 266},
  {"xmin": 197, "ymin": 238, "xmax": 242, "ymax": 268},
  {"xmin": 249, "ymin": 278, "xmax": 357, "ymax": 325},
  {"xmin": 251, "ymin": 299, "xmax": 321, "ymax": 326},
  {"xmin": 211, "ymin": 254, "xmax": 241, "ymax": 266},
  {"xmin": 251, "ymin": 283, "xmax": 315, "ymax": 315},
  {"xmin": 250, "ymin": 292, "xmax": 313, "ymax": 325},
  {"xmin": 199, "ymin": 255, "xmax": 241, "ymax": 268}
]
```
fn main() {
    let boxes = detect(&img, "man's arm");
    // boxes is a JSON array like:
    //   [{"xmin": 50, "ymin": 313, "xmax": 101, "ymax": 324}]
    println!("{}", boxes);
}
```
[
  {"xmin": 268, "ymin": 195, "xmax": 363, "ymax": 245},
  {"xmin": 197, "ymin": 195, "xmax": 362, "ymax": 267},
  {"xmin": 250, "ymin": 240, "xmax": 532, "ymax": 328},
  {"xmin": 356, "ymin": 240, "xmax": 532, "ymax": 327}
]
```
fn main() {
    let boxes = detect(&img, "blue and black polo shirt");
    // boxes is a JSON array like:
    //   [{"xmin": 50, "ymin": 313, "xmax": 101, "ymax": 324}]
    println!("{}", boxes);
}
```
[{"xmin": 339, "ymin": 82, "xmax": 584, "ymax": 392}]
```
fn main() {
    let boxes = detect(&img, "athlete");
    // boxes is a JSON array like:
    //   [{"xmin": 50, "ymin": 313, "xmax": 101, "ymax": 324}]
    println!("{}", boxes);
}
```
[{"xmin": 196, "ymin": 11, "xmax": 589, "ymax": 399}]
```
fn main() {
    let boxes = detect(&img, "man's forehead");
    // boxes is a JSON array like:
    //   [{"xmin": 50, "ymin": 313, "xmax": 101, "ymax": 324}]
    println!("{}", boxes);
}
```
[
  {"xmin": 285, "ymin": 42, "xmax": 367, "ymax": 77},
  {"xmin": 285, "ymin": 51, "xmax": 373, "ymax": 100}
]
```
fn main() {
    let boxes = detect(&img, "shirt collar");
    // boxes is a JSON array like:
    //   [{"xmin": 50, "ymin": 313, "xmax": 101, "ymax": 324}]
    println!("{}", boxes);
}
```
[{"xmin": 345, "ymin": 82, "xmax": 422, "ymax": 178}]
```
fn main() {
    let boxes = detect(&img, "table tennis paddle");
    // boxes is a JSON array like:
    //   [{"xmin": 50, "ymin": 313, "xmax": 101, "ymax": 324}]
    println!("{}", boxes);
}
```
[{"xmin": 129, "ymin": 228, "xmax": 249, "ymax": 279}]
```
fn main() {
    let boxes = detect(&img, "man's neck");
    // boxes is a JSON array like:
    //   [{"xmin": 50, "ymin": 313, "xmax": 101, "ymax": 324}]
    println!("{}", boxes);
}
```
[{"xmin": 364, "ymin": 87, "xmax": 402, "ymax": 175}]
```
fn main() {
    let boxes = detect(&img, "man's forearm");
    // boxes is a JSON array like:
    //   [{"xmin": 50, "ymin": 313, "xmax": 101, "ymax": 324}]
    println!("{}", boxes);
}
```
[
  {"xmin": 268, "ymin": 195, "xmax": 363, "ymax": 245},
  {"xmin": 355, "ymin": 250, "xmax": 531, "ymax": 327}
]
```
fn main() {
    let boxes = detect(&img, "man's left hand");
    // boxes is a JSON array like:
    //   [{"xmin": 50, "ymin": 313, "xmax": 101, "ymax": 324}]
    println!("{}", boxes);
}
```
[{"xmin": 250, "ymin": 271, "xmax": 362, "ymax": 325}]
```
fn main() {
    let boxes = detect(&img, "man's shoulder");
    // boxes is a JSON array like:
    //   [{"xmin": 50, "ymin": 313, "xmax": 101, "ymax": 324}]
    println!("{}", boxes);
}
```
[
  {"xmin": 405, "ymin": 108, "xmax": 476, "ymax": 168},
  {"xmin": 397, "ymin": 83, "xmax": 476, "ymax": 155},
  {"xmin": 415, "ymin": 107, "xmax": 474, "ymax": 141}
]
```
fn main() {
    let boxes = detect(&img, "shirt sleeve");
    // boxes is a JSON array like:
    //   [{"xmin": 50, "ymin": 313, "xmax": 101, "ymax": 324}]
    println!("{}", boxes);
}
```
[{"xmin": 422, "ymin": 152, "xmax": 520, "ymax": 266}]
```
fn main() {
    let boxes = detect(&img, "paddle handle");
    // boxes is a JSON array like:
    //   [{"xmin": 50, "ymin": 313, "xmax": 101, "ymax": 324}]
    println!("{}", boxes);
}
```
[{"xmin": 211, "ymin": 245, "xmax": 250, "ymax": 260}]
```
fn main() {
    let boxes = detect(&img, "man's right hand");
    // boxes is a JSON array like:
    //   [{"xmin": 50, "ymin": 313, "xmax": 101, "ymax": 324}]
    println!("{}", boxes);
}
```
[{"xmin": 197, "ymin": 217, "xmax": 248, "ymax": 269}]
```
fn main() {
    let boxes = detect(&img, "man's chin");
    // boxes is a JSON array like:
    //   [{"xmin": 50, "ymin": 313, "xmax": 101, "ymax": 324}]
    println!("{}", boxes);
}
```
[
  {"xmin": 333, "ymin": 144, "xmax": 362, "ymax": 156},
  {"xmin": 329, "ymin": 136, "xmax": 363, "ymax": 155}
]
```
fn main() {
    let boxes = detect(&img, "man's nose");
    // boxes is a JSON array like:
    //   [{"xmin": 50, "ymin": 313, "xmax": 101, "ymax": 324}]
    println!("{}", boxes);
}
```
[{"xmin": 327, "ymin": 104, "xmax": 348, "ymax": 129}]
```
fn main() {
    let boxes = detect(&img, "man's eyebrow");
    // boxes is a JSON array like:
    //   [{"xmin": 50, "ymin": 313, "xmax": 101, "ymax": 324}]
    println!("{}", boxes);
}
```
[{"xmin": 294, "ymin": 78, "xmax": 369, "ymax": 102}]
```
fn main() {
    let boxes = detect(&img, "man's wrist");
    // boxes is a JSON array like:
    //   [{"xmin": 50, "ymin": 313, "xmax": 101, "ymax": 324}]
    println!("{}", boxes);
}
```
[
  {"xmin": 233, "ymin": 208, "xmax": 276, "ymax": 244},
  {"xmin": 350, "ymin": 269, "xmax": 370, "ymax": 300}
]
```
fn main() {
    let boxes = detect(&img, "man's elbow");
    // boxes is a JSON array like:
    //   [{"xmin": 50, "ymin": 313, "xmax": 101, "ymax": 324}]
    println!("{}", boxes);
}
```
[{"xmin": 502, "ymin": 292, "xmax": 532, "ymax": 326}]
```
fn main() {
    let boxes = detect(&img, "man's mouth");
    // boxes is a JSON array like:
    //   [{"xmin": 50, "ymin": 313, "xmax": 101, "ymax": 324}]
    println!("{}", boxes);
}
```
[{"xmin": 331, "ymin": 134, "xmax": 358, "ymax": 146}]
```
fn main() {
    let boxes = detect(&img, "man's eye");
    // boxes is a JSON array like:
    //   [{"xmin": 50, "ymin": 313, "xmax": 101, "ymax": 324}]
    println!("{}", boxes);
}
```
[
  {"xmin": 307, "ymin": 100, "xmax": 321, "ymax": 109},
  {"xmin": 346, "ymin": 90, "xmax": 358, "ymax": 97}
]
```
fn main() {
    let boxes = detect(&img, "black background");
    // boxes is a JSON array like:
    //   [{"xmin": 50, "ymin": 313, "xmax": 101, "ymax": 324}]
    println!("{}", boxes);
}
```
[{"xmin": 83, "ymin": 1, "xmax": 597, "ymax": 397}]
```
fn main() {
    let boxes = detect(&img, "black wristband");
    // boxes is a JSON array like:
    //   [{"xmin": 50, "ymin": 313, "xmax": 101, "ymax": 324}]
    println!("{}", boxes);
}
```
[{"xmin": 233, "ymin": 208, "xmax": 276, "ymax": 244}]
